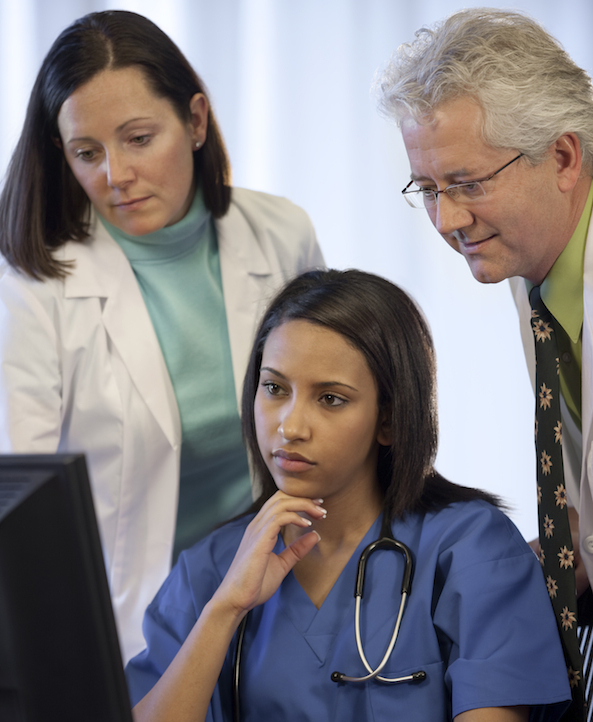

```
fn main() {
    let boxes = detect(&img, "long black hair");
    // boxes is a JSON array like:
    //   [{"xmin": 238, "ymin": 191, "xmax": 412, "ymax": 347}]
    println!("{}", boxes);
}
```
[
  {"xmin": 0, "ymin": 10, "xmax": 231, "ymax": 279},
  {"xmin": 241, "ymin": 269, "xmax": 498, "ymax": 520}
]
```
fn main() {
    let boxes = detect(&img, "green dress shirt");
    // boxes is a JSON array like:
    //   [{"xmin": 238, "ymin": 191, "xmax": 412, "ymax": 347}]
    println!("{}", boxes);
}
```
[{"xmin": 537, "ymin": 181, "xmax": 593, "ymax": 430}]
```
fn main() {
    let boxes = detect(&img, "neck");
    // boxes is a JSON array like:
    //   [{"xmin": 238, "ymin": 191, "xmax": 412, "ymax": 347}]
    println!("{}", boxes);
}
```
[
  {"xmin": 283, "ymin": 482, "xmax": 383, "ymax": 552},
  {"xmin": 282, "ymin": 482, "xmax": 383, "ymax": 609},
  {"xmin": 563, "ymin": 173, "xmax": 591, "ymax": 244},
  {"xmin": 532, "ymin": 174, "xmax": 592, "ymax": 285}
]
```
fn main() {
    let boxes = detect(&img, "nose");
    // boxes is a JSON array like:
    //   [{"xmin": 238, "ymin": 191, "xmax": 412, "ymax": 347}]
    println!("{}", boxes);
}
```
[
  {"xmin": 433, "ymin": 192, "xmax": 474, "ymax": 237},
  {"xmin": 105, "ymin": 149, "xmax": 134, "ymax": 189},
  {"xmin": 277, "ymin": 398, "xmax": 311, "ymax": 442}
]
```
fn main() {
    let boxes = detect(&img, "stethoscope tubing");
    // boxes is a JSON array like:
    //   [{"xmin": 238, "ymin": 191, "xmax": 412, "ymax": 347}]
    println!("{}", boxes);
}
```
[
  {"xmin": 232, "ymin": 614, "xmax": 248, "ymax": 722},
  {"xmin": 334, "ymin": 590, "xmax": 408, "ymax": 683},
  {"xmin": 331, "ymin": 534, "xmax": 425, "ymax": 685},
  {"xmin": 232, "ymin": 526, "xmax": 426, "ymax": 722}
]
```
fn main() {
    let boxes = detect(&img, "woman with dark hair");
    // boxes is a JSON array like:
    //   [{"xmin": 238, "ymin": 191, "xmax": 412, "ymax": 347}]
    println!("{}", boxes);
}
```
[
  {"xmin": 126, "ymin": 269, "xmax": 571, "ymax": 721},
  {"xmin": 0, "ymin": 10, "xmax": 323, "ymax": 662}
]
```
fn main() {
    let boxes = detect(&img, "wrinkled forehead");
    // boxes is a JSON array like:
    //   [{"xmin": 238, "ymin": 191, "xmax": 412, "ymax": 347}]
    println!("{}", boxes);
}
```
[{"xmin": 400, "ymin": 97, "xmax": 502, "ymax": 180}]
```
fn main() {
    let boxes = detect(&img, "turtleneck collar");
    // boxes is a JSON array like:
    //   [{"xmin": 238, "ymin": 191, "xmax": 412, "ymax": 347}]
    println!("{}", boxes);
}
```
[{"xmin": 98, "ymin": 187, "xmax": 211, "ymax": 263}]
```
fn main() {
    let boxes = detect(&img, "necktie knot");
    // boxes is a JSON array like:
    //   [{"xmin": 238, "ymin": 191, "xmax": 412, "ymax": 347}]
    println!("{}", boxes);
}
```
[
  {"xmin": 530, "ymin": 285, "xmax": 551, "ymax": 320},
  {"xmin": 529, "ymin": 284, "xmax": 543, "ymax": 311}
]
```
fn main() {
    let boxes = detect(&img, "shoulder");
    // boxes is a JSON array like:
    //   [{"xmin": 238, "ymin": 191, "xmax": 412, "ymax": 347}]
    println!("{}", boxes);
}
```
[
  {"xmin": 229, "ymin": 187, "xmax": 314, "ymax": 231},
  {"xmin": 415, "ymin": 500, "xmax": 534, "ymax": 573},
  {"xmin": 165, "ymin": 516, "xmax": 254, "ymax": 615},
  {"xmin": 414, "ymin": 501, "xmax": 571, "ymax": 716},
  {"xmin": 183, "ymin": 515, "xmax": 252, "ymax": 569},
  {"xmin": 427, "ymin": 497, "xmax": 519, "ymax": 531},
  {"xmin": 0, "ymin": 217, "xmax": 124, "ymax": 304},
  {"xmin": 435, "ymin": 499, "xmax": 528, "ymax": 550},
  {"xmin": 0, "ymin": 255, "xmax": 64, "ymax": 325},
  {"xmin": 227, "ymin": 188, "xmax": 321, "ymax": 260},
  {"xmin": 218, "ymin": 187, "xmax": 323, "ymax": 276},
  {"xmin": 0, "ymin": 228, "xmax": 121, "ymax": 329}
]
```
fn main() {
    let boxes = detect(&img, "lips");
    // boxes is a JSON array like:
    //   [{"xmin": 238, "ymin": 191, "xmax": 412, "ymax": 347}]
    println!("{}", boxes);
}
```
[
  {"xmin": 272, "ymin": 449, "xmax": 316, "ymax": 473},
  {"xmin": 453, "ymin": 231, "xmax": 496, "ymax": 252},
  {"xmin": 114, "ymin": 196, "xmax": 152, "ymax": 211}
]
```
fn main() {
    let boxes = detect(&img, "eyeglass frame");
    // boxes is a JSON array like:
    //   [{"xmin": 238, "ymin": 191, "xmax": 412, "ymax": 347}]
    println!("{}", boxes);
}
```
[{"xmin": 401, "ymin": 153, "xmax": 524, "ymax": 209}]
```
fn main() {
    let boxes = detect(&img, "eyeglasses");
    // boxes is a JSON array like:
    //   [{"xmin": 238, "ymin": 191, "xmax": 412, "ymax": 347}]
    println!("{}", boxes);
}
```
[{"xmin": 402, "ymin": 153, "xmax": 524, "ymax": 209}]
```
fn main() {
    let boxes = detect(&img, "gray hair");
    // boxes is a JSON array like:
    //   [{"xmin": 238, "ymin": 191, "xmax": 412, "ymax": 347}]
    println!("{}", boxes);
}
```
[{"xmin": 376, "ymin": 7, "xmax": 593, "ymax": 171}]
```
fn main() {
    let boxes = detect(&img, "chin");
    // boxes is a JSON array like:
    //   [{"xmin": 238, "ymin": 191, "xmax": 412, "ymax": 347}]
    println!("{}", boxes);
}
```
[
  {"xmin": 467, "ymin": 261, "xmax": 509, "ymax": 285},
  {"xmin": 114, "ymin": 218, "xmax": 163, "ymax": 237},
  {"xmin": 273, "ymin": 477, "xmax": 316, "ymax": 499}
]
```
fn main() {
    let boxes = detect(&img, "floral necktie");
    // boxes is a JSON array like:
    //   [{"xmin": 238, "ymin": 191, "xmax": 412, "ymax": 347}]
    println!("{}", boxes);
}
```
[{"xmin": 530, "ymin": 285, "xmax": 585, "ymax": 719}]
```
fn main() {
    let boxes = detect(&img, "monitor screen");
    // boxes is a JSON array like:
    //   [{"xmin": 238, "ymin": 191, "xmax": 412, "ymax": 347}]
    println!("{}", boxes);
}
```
[{"xmin": 0, "ymin": 453, "xmax": 133, "ymax": 721}]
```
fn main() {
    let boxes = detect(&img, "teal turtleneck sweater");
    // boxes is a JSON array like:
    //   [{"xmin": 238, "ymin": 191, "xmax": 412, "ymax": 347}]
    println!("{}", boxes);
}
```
[{"xmin": 99, "ymin": 190, "xmax": 251, "ymax": 563}]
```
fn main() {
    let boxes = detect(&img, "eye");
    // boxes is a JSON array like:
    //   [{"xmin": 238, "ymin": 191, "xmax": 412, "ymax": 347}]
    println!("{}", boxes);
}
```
[
  {"xmin": 75, "ymin": 148, "xmax": 97, "ymax": 161},
  {"xmin": 456, "ymin": 181, "xmax": 483, "ymax": 198},
  {"xmin": 320, "ymin": 393, "xmax": 346, "ymax": 408},
  {"xmin": 419, "ymin": 187, "xmax": 437, "ymax": 199},
  {"xmin": 130, "ymin": 134, "xmax": 151, "ymax": 146},
  {"xmin": 261, "ymin": 381, "xmax": 286, "ymax": 397}
]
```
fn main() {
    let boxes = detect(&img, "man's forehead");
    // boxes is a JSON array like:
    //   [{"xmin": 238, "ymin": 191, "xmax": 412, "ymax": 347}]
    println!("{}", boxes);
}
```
[
  {"xmin": 401, "ymin": 98, "xmax": 504, "ymax": 180},
  {"xmin": 409, "ymin": 164, "xmax": 483, "ymax": 183}
]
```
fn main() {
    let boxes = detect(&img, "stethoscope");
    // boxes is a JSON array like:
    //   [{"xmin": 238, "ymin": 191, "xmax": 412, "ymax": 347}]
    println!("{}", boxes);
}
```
[{"xmin": 232, "ymin": 520, "xmax": 426, "ymax": 722}]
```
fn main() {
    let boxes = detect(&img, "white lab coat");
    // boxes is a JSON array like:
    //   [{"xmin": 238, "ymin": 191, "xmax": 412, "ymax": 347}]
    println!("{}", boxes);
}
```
[
  {"xmin": 0, "ymin": 187, "xmax": 324, "ymax": 661},
  {"xmin": 510, "ymin": 218, "xmax": 593, "ymax": 589}
]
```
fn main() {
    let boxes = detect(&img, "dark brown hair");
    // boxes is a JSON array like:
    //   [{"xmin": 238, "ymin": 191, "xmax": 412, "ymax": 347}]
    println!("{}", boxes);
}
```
[
  {"xmin": 241, "ymin": 269, "xmax": 498, "ymax": 521},
  {"xmin": 0, "ymin": 10, "xmax": 231, "ymax": 279}
]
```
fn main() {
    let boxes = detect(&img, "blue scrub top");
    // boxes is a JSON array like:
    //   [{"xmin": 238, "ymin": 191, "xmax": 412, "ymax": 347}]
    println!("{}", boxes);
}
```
[{"xmin": 126, "ymin": 501, "xmax": 571, "ymax": 721}]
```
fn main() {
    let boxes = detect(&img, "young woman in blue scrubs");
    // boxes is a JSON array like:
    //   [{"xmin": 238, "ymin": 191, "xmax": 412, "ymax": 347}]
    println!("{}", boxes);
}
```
[{"xmin": 127, "ymin": 269, "xmax": 571, "ymax": 721}]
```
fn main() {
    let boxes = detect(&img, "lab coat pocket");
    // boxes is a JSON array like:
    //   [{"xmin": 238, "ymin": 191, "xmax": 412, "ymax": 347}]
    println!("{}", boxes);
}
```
[{"xmin": 367, "ymin": 660, "xmax": 448, "ymax": 721}]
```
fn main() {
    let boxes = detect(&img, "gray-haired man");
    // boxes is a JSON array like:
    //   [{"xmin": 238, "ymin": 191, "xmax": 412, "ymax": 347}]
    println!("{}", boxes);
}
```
[{"xmin": 378, "ymin": 8, "xmax": 593, "ymax": 719}]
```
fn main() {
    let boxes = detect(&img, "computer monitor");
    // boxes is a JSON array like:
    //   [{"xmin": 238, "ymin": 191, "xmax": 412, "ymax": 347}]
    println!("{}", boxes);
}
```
[{"xmin": 0, "ymin": 453, "xmax": 133, "ymax": 721}]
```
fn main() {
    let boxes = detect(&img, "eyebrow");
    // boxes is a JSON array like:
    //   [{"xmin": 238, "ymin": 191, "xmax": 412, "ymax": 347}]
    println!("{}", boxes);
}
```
[
  {"xmin": 259, "ymin": 366, "xmax": 359, "ymax": 392},
  {"xmin": 410, "ymin": 167, "xmax": 480, "ymax": 184},
  {"xmin": 65, "ymin": 117, "xmax": 154, "ymax": 145}
]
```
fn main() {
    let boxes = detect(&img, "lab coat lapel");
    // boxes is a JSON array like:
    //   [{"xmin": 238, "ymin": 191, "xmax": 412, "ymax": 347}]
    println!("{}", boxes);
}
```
[
  {"xmin": 580, "ymin": 221, "xmax": 593, "ymax": 579},
  {"xmin": 61, "ymin": 223, "xmax": 181, "ymax": 449},
  {"xmin": 582, "ymin": 221, "xmax": 593, "ymax": 459},
  {"xmin": 509, "ymin": 276, "xmax": 535, "ymax": 390},
  {"xmin": 216, "ymin": 202, "xmax": 273, "ymax": 407}
]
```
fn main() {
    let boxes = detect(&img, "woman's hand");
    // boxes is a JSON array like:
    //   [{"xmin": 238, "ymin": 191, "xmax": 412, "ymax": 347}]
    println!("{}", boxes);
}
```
[
  {"xmin": 213, "ymin": 491, "xmax": 326, "ymax": 618},
  {"xmin": 133, "ymin": 492, "xmax": 325, "ymax": 722}
]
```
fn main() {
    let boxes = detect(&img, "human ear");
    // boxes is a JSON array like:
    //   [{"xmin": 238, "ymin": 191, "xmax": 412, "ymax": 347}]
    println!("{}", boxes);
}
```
[
  {"xmin": 553, "ymin": 132, "xmax": 583, "ymax": 192},
  {"xmin": 189, "ymin": 93, "xmax": 209, "ymax": 148},
  {"xmin": 376, "ymin": 409, "xmax": 393, "ymax": 447}
]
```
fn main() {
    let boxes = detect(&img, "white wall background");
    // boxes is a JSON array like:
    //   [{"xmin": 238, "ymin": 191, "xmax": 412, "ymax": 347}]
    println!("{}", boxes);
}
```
[{"xmin": 2, "ymin": 0, "xmax": 592, "ymax": 540}]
